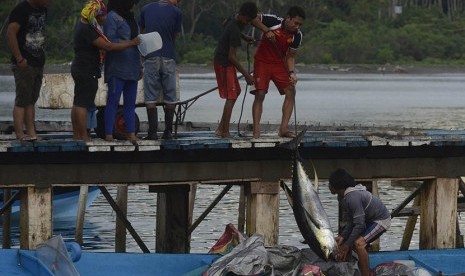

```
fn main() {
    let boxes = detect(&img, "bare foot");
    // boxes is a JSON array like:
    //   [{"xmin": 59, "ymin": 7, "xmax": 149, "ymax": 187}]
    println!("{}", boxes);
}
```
[
  {"xmin": 105, "ymin": 135, "xmax": 115, "ymax": 142},
  {"xmin": 279, "ymin": 131, "xmax": 296, "ymax": 138}
]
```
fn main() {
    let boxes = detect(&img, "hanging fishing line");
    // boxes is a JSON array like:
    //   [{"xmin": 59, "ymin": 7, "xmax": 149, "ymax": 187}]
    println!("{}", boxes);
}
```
[{"xmin": 236, "ymin": 40, "xmax": 254, "ymax": 137}]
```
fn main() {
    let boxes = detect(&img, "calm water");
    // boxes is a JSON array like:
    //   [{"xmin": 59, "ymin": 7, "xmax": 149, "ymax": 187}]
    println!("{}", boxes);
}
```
[{"xmin": 1, "ymin": 72, "xmax": 465, "ymax": 253}]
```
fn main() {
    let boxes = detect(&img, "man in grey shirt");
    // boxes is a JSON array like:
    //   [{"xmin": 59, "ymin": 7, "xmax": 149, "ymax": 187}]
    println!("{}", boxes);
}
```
[{"xmin": 329, "ymin": 168, "xmax": 391, "ymax": 276}]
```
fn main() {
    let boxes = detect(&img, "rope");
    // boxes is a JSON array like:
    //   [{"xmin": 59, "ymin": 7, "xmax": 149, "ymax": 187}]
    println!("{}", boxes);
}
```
[{"xmin": 237, "ymin": 41, "xmax": 254, "ymax": 137}]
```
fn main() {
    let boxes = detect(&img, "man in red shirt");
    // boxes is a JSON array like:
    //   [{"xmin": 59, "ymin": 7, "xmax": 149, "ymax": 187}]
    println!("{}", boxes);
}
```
[{"xmin": 251, "ymin": 6, "xmax": 305, "ymax": 138}]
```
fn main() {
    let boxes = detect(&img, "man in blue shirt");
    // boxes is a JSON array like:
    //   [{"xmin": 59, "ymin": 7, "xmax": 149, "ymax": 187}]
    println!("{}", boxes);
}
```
[{"xmin": 139, "ymin": 0, "xmax": 182, "ymax": 140}]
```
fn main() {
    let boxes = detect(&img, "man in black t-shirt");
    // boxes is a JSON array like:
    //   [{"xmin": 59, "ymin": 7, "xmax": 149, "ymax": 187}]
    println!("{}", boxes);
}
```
[
  {"xmin": 213, "ymin": 2, "xmax": 256, "ymax": 138},
  {"xmin": 6, "ymin": 0, "xmax": 50, "ymax": 141}
]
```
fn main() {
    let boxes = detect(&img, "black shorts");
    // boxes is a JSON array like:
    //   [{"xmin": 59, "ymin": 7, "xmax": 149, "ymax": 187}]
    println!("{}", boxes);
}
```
[
  {"xmin": 71, "ymin": 69, "xmax": 99, "ymax": 108},
  {"xmin": 12, "ymin": 65, "xmax": 43, "ymax": 107}
]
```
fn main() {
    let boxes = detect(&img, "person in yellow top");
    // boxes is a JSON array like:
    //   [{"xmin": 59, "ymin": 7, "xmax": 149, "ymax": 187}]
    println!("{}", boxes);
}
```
[{"xmin": 70, "ymin": 0, "xmax": 140, "ymax": 141}]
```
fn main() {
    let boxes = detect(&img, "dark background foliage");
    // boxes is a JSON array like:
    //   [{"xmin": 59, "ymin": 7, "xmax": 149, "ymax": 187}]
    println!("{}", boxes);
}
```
[{"xmin": 2, "ymin": 0, "xmax": 465, "ymax": 65}]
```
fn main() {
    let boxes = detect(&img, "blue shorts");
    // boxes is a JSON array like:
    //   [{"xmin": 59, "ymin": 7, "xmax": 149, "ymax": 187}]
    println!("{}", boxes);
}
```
[
  {"xmin": 362, "ymin": 222, "xmax": 386, "ymax": 244},
  {"xmin": 143, "ymin": 56, "xmax": 177, "ymax": 104}
]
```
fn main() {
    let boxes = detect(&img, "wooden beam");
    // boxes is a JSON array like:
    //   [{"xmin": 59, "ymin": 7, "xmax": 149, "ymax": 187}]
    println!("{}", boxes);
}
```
[
  {"xmin": 98, "ymin": 186, "xmax": 150, "ymax": 253},
  {"xmin": 2, "ymin": 189, "xmax": 16, "ymax": 248},
  {"xmin": 391, "ymin": 181, "xmax": 430, "ymax": 218},
  {"xmin": 19, "ymin": 187, "xmax": 52, "ymax": 249},
  {"xmin": 368, "ymin": 180, "xmax": 380, "ymax": 252},
  {"xmin": 0, "ymin": 190, "xmax": 20, "ymax": 216},
  {"xmin": 400, "ymin": 196, "xmax": 420, "ymax": 250},
  {"xmin": 420, "ymin": 178, "xmax": 458, "ymax": 249},
  {"xmin": 188, "ymin": 184, "xmax": 232, "ymax": 234},
  {"xmin": 4, "ymin": 156, "xmax": 465, "ymax": 186},
  {"xmin": 238, "ymin": 185, "xmax": 246, "ymax": 233},
  {"xmin": 75, "ymin": 186, "xmax": 88, "ymax": 245},
  {"xmin": 115, "ymin": 186, "xmax": 128, "ymax": 253},
  {"xmin": 156, "ymin": 185, "xmax": 190, "ymax": 253},
  {"xmin": 245, "ymin": 182, "xmax": 280, "ymax": 246}
]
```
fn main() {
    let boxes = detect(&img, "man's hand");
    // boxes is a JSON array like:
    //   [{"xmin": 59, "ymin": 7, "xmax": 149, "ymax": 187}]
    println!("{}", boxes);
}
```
[
  {"xmin": 335, "ymin": 243, "xmax": 350, "ymax": 262},
  {"xmin": 335, "ymin": 236, "xmax": 344, "ymax": 245},
  {"xmin": 17, "ymin": 58, "xmax": 27, "ymax": 68},
  {"xmin": 245, "ymin": 73, "xmax": 254, "ymax": 86},
  {"xmin": 131, "ymin": 36, "xmax": 141, "ymax": 46},
  {"xmin": 289, "ymin": 72, "xmax": 297, "ymax": 86},
  {"xmin": 265, "ymin": 30, "xmax": 275, "ymax": 41},
  {"xmin": 243, "ymin": 35, "xmax": 255, "ymax": 43}
]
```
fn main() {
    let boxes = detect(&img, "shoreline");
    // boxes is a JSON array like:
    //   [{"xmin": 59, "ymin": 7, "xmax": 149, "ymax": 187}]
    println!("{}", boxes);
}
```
[{"xmin": 2, "ymin": 63, "xmax": 465, "ymax": 76}]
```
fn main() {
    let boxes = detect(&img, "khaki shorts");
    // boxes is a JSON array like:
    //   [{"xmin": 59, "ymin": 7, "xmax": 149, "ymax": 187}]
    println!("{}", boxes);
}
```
[{"xmin": 12, "ymin": 65, "xmax": 43, "ymax": 107}]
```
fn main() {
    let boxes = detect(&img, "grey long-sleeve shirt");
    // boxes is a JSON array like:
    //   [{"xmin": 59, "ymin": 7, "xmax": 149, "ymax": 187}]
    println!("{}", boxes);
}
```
[{"xmin": 341, "ymin": 184, "xmax": 391, "ymax": 247}]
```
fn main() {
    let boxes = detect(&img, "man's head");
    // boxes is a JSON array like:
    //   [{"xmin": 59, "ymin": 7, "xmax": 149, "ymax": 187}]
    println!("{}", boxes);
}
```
[
  {"xmin": 30, "ymin": 0, "xmax": 51, "ymax": 8},
  {"xmin": 170, "ymin": 0, "xmax": 181, "ymax": 7},
  {"xmin": 285, "ymin": 6, "xmax": 305, "ymax": 33},
  {"xmin": 328, "ymin": 168, "xmax": 356, "ymax": 194},
  {"xmin": 237, "ymin": 2, "xmax": 258, "ymax": 25},
  {"xmin": 108, "ymin": 0, "xmax": 138, "ymax": 12}
]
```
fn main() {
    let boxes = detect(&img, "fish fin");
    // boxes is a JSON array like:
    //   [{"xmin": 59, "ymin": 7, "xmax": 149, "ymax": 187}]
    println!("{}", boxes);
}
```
[
  {"xmin": 277, "ymin": 126, "xmax": 308, "ymax": 152},
  {"xmin": 309, "ymin": 160, "xmax": 319, "ymax": 191},
  {"xmin": 301, "ymin": 206, "xmax": 325, "ymax": 230},
  {"xmin": 280, "ymin": 180, "xmax": 293, "ymax": 208}
]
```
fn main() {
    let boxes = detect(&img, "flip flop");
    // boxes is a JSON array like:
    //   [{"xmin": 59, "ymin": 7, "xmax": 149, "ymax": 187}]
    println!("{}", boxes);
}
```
[
  {"xmin": 279, "ymin": 131, "xmax": 296, "ymax": 138},
  {"xmin": 19, "ymin": 135, "xmax": 37, "ymax": 142}
]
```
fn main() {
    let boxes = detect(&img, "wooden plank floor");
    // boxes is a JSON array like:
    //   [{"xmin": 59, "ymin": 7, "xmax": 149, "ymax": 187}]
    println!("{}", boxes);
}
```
[{"xmin": 1, "ymin": 127, "xmax": 465, "ymax": 153}]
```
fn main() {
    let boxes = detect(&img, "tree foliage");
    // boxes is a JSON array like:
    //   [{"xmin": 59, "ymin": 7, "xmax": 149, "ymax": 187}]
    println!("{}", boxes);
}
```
[{"xmin": 1, "ymin": 0, "xmax": 465, "ymax": 65}]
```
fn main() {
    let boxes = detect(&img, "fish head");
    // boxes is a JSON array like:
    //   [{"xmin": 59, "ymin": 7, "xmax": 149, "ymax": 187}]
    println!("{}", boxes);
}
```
[
  {"xmin": 321, "ymin": 244, "xmax": 337, "ymax": 261},
  {"xmin": 317, "ymin": 229, "xmax": 337, "ymax": 261}
]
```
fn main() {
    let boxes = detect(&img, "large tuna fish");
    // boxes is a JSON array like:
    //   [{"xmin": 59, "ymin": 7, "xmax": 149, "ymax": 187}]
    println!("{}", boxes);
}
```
[{"xmin": 280, "ymin": 128, "xmax": 337, "ymax": 261}]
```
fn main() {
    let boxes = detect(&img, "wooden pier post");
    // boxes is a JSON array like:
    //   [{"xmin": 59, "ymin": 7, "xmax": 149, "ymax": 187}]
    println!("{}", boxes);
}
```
[
  {"xmin": 420, "ymin": 178, "xmax": 458, "ymax": 249},
  {"xmin": 152, "ymin": 185, "xmax": 190, "ymax": 253},
  {"xmin": 19, "ymin": 187, "xmax": 52, "ymax": 249},
  {"xmin": 238, "ymin": 185, "xmax": 246, "ymax": 233},
  {"xmin": 75, "ymin": 185, "xmax": 89, "ymax": 245},
  {"xmin": 115, "ymin": 186, "xmax": 128, "ymax": 252},
  {"xmin": 368, "ymin": 180, "xmax": 380, "ymax": 252},
  {"xmin": 245, "ymin": 182, "xmax": 279, "ymax": 246},
  {"xmin": 2, "ymin": 189, "xmax": 12, "ymax": 248}
]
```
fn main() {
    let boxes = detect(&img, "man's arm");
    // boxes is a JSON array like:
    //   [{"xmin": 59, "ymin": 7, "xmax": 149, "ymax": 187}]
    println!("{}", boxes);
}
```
[
  {"xmin": 228, "ymin": 47, "xmax": 253, "ymax": 85},
  {"xmin": 286, "ymin": 48, "xmax": 297, "ymax": 85},
  {"xmin": 93, "ymin": 36, "xmax": 140, "ymax": 52},
  {"xmin": 251, "ymin": 16, "xmax": 275, "ymax": 41},
  {"xmin": 6, "ymin": 22, "xmax": 27, "ymax": 67}
]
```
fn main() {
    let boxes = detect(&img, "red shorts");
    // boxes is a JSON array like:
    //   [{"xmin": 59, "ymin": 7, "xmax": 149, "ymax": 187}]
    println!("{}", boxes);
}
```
[
  {"xmin": 214, "ymin": 62, "xmax": 241, "ymax": 100},
  {"xmin": 252, "ymin": 60, "xmax": 291, "ymax": 95}
]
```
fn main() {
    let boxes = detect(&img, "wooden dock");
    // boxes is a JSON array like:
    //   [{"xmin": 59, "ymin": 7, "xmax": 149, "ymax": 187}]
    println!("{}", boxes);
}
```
[{"xmin": 1, "ymin": 124, "xmax": 465, "ymax": 253}]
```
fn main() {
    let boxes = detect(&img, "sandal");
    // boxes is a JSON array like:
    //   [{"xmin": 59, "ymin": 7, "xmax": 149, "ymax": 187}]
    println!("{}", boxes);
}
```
[{"xmin": 19, "ymin": 135, "xmax": 37, "ymax": 142}]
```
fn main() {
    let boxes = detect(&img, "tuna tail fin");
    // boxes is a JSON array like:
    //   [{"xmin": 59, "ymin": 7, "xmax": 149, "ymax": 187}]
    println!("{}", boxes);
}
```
[{"xmin": 277, "ymin": 127, "xmax": 308, "ymax": 152}]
